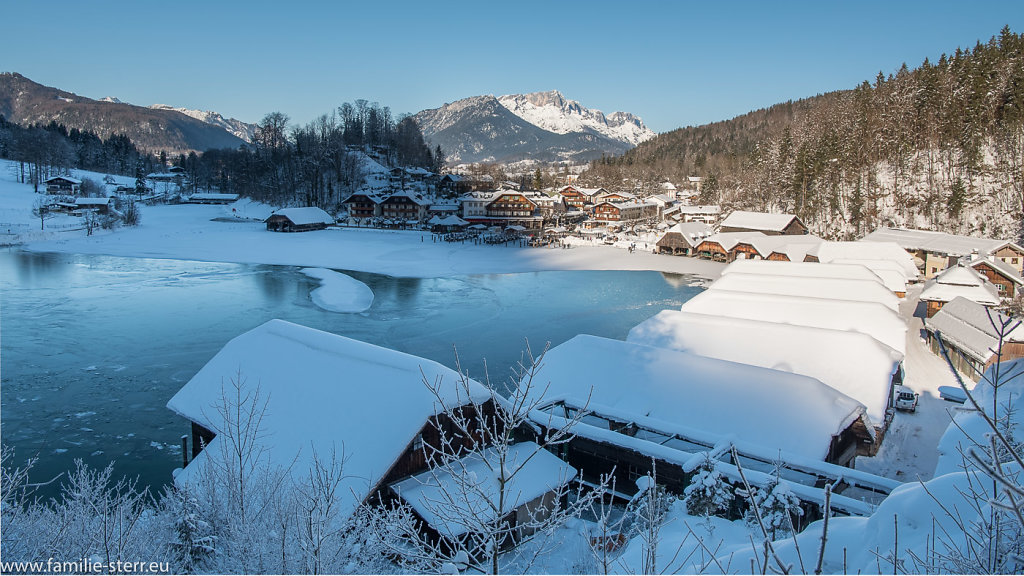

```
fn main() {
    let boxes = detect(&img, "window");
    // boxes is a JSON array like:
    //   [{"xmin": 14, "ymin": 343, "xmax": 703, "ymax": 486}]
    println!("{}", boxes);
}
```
[{"xmin": 412, "ymin": 433, "xmax": 424, "ymax": 452}]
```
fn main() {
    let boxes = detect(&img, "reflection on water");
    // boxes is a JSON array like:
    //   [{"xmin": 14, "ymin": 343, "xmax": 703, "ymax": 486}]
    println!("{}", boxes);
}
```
[
  {"xmin": 254, "ymin": 265, "xmax": 292, "ymax": 303},
  {"xmin": 0, "ymin": 250, "xmax": 702, "ymax": 498}
]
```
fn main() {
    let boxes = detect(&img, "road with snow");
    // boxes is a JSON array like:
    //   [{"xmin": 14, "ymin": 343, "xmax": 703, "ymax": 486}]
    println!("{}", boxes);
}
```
[{"xmin": 856, "ymin": 284, "xmax": 973, "ymax": 481}]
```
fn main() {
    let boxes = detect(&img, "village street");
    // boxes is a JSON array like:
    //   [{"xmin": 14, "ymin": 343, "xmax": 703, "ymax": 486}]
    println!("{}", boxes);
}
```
[{"xmin": 856, "ymin": 283, "xmax": 971, "ymax": 481}]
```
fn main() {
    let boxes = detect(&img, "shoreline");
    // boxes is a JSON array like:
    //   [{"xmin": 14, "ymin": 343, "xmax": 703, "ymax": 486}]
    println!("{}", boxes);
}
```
[{"xmin": 18, "ymin": 204, "xmax": 727, "ymax": 280}]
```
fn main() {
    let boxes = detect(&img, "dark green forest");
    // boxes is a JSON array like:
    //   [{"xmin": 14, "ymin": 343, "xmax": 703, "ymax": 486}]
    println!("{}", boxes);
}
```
[
  {"xmin": 581, "ymin": 26, "xmax": 1024, "ymax": 240},
  {"xmin": 0, "ymin": 99, "xmax": 441, "ymax": 210}
]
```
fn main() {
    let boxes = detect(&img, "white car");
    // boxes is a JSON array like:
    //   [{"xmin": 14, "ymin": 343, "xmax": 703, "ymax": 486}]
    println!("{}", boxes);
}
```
[{"xmin": 893, "ymin": 385, "xmax": 919, "ymax": 412}]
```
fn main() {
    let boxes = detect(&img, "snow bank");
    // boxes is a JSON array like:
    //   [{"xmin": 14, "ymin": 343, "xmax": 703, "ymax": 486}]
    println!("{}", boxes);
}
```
[
  {"xmin": 300, "ymin": 267, "xmax": 374, "ymax": 313},
  {"xmin": 716, "ymin": 469, "xmax": 1011, "ymax": 574},
  {"xmin": 935, "ymin": 357, "xmax": 1024, "ymax": 476}
]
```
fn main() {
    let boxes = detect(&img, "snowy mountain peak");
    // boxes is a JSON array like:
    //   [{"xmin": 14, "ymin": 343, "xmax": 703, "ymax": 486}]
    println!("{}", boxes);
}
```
[
  {"xmin": 497, "ymin": 91, "xmax": 656, "ymax": 146},
  {"xmin": 148, "ymin": 104, "xmax": 256, "ymax": 143},
  {"xmin": 100, "ymin": 96, "xmax": 124, "ymax": 104}
]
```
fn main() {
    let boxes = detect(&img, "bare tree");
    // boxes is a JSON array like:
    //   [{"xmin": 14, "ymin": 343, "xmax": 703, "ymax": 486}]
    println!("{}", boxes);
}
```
[
  {"xmin": 31, "ymin": 196, "xmax": 57, "ymax": 230},
  {"xmin": 922, "ymin": 311, "xmax": 1024, "ymax": 573},
  {"xmin": 371, "ymin": 343, "xmax": 605, "ymax": 574}
]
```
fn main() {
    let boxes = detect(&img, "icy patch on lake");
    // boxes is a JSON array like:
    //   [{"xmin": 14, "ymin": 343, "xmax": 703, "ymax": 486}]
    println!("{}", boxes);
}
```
[{"xmin": 301, "ymin": 268, "xmax": 374, "ymax": 313}]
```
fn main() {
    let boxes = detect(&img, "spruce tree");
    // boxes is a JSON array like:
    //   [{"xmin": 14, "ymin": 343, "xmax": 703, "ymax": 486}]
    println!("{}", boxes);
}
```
[
  {"xmin": 683, "ymin": 454, "xmax": 733, "ymax": 517},
  {"xmin": 948, "ymin": 177, "xmax": 967, "ymax": 217}
]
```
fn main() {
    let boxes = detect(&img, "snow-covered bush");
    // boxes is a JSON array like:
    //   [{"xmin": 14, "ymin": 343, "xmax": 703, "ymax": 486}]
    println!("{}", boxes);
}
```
[
  {"xmin": 746, "ymin": 466, "xmax": 803, "ymax": 540},
  {"xmin": 683, "ymin": 454, "xmax": 733, "ymax": 518}
]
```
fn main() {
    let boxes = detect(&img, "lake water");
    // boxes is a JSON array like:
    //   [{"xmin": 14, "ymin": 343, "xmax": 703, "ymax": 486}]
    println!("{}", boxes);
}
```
[{"xmin": 0, "ymin": 250, "xmax": 703, "ymax": 497}]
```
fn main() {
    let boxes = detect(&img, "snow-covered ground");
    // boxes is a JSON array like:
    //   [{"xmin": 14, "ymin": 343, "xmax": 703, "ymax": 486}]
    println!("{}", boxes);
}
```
[
  {"xmin": 300, "ymin": 267, "xmax": 374, "ymax": 313},
  {"xmin": 855, "ymin": 284, "xmax": 972, "ymax": 481},
  {"xmin": 0, "ymin": 169, "xmax": 724, "ymax": 280}
]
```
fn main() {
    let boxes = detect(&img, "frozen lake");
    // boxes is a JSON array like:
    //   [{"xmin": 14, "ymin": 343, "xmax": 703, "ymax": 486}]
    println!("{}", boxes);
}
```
[{"xmin": 0, "ymin": 250, "xmax": 703, "ymax": 496}]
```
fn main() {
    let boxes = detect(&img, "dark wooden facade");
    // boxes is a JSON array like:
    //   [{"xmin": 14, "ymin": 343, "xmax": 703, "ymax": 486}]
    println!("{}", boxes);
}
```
[
  {"xmin": 379, "ymin": 195, "xmax": 426, "ymax": 221},
  {"xmin": 190, "ymin": 421, "xmax": 216, "ymax": 461},
  {"xmin": 656, "ymin": 232, "xmax": 694, "ymax": 256},
  {"xmin": 344, "ymin": 194, "xmax": 380, "ymax": 219},
  {"xmin": 731, "ymin": 242, "xmax": 762, "ymax": 261},
  {"xmin": 558, "ymin": 187, "xmax": 589, "ymax": 210},
  {"xmin": 971, "ymin": 261, "xmax": 1019, "ymax": 298},
  {"xmin": 993, "ymin": 245, "xmax": 1024, "ymax": 274},
  {"xmin": 265, "ymin": 214, "xmax": 330, "ymax": 232},
  {"xmin": 486, "ymin": 193, "xmax": 537, "ymax": 219},
  {"xmin": 927, "ymin": 331, "xmax": 1024, "ymax": 381},
  {"xmin": 695, "ymin": 239, "xmax": 730, "ymax": 262},
  {"xmin": 592, "ymin": 202, "xmax": 622, "ymax": 222},
  {"xmin": 924, "ymin": 299, "xmax": 946, "ymax": 318},
  {"xmin": 45, "ymin": 176, "xmax": 81, "ymax": 195}
]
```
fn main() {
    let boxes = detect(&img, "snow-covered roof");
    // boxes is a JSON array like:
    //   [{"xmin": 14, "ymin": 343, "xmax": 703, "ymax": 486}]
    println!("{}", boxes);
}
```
[
  {"xmin": 919, "ymin": 265, "xmax": 1002, "ymax": 306},
  {"xmin": 862, "ymin": 227, "xmax": 1013, "ymax": 258},
  {"xmin": 811, "ymin": 241, "xmax": 919, "ymax": 280},
  {"xmin": 680, "ymin": 288, "xmax": 906, "ymax": 355},
  {"xmin": 390, "ymin": 442, "xmax": 577, "ymax": 538},
  {"xmin": 828, "ymin": 258, "xmax": 910, "ymax": 293},
  {"xmin": 73, "ymin": 197, "xmax": 112, "ymax": 206},
  {"xmin": 764, "ymin": 239, "xmax": 827, "ymax": 262},
  {"xmin": 707, "ymin": 272, "xmax": 901, "ymax": 312},
  {"xmin": 435, "ymin": 215, "xmax": 469, "ymax": 226},
  {"xmin": 744, "ymin": 234, "xmax": 824, "ymax": 259},
  {"xmin": 628, "ymin": 311, "xmax": 903, "ymax": 426},
  {"xmin": 597, "ymin": 191, "xmax": 637, "ymax": 201},
  {"xmin": 167, "ymin": 320, "xmax": 491, "ymax": 519},
  {"xmin": 660, "ymin": 182, "xmax": 677, "ymax": 191},
  {"xmin": 45, "ymin": 176, "xmax": 82, "ymax": 184},
  {"xmin": 926, "ymin": 297, "xmax": 1024, "ymax": 363},
  {"xmin": 522, "ymin": 335, "xmax": 868, "ymax": 462},
  {"xmin": 677, "ymin": 205, "xmax": 721, "ymax": 215},
  {"xmin": 659, "ymin": 222, "xmax": 713, "ymax": 247},
  {"xmin": 343, "ymin": 192, "xmax": 383, "ymax": 204},
  {"xmin": 189, "ymin": 193, "xmax": 239, "ymax": 201},
  {"xmin": 613, "ymin": 200, "xmax": 657, "ymax": 209},
  {"xmin": 720, "ymin": 210, "xmax": 800, "ymax": 232},
  {"xmin": 721, "ymin": 259, "xmax": 885, "ymax": 284},
  {"xmin": 696, "ymin": 231, "xmax": 767, "ymax": 251},
  {"xmin": 267, "ymin": 207, "xmax": 335, "ymax": 226},
  {"xmin": 383, "ymin": 191, "xmax": 426, "ymax": 204}
]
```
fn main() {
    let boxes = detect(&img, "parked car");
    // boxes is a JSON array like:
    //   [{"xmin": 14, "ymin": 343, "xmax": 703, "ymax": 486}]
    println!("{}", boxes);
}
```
[{"xmin": 893, "ymin": 384, "xmax": 919, "ymax": 412}]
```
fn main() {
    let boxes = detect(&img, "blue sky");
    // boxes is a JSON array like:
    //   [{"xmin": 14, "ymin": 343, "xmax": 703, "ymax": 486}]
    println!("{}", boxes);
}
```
[{"xmin": 4, "ymin": 1, "xmax": 1023, "ymax": 133}]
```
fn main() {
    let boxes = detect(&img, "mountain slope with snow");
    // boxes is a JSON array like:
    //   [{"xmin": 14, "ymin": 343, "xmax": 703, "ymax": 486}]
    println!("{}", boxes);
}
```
[
  {"xmin": 148, "ymin": 104, "xmax": 257, "ymax": 143},
  {"xmin": 0, "ymin": 73, "xmax": 246, "ymax": 153},
  {"xmin": 497, "ymin": 90, "xmax": 655, "ymax": 146},
  {"xmin": 414, "ymin": 90, "xmax": 655, "ymax": 164}
]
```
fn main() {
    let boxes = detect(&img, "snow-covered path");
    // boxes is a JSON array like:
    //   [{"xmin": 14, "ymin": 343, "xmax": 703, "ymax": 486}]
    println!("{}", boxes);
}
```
[{"xmin": 855, "ymin": 284, "xmax": 971, "ymax": 481}]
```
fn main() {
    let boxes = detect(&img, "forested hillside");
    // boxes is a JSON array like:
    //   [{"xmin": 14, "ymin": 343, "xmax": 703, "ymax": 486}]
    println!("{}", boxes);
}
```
[{"xmin": 581, "ymin": 26, "xmax": 1024, "ymax": 241}]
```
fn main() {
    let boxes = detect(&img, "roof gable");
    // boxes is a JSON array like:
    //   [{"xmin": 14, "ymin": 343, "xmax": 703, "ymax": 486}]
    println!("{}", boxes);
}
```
[{"xmin": 167, "ymin": 320, "xmax": 491, "ymax": 519}]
